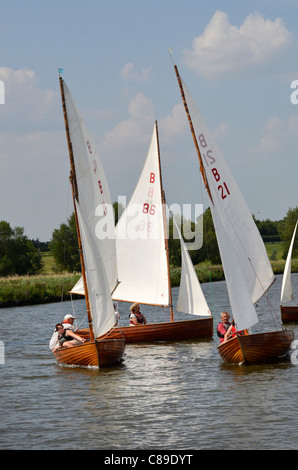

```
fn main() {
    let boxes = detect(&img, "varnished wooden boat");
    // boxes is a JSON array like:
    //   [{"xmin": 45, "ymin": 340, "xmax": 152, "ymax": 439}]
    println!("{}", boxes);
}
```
[
  {"xmin": 104, "ymin": 317, "xmax": 213, "ymax": 343},
  {"xmin": 54, "ymin": 75, "xmax": 126, "ymax": 368},
  {"xmin": 280, "ymin": 306, "xmax": 298, "ymax": 323},
  {"xmin": 173, "ymin": 61, "xmax": 294, "ymax": 366},
  {"xmin": 218, "ymin": 330, "xmax": 294, "ymax": 365},
  {"xmin": 80, "ymin": 317, "xmax": 213, "ymax": 343},
  {"xmin": 54, "ymin": 338, "xmax": 125, "ymax": 367}
]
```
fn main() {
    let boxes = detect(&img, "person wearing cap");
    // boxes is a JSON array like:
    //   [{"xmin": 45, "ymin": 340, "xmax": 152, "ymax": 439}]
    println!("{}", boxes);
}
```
[
  {"xmin": 62, "ymin": 314, "xmax": 77, "ymax": 332},
  {"xmin": 49, "ymin": 314, "xmax": 77, "ymax": 351}
]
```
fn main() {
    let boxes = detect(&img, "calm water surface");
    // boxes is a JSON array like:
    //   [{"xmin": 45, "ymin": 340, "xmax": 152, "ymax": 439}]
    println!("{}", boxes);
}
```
[{"xmin": 1, "ymin": 274, "xmax": 298, "ymax": 450}]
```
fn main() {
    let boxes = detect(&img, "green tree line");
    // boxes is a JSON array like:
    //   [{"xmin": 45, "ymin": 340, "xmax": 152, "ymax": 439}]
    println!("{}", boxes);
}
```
[{"xmin": 0, "ymin": 205, "xmax": 297, "ymax": 276}]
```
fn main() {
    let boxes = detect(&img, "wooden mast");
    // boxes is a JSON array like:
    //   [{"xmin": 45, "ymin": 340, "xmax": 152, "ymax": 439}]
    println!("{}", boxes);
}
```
[
  {"xmin": 155, "ymin": 121, "xmax": 174, "ymax": 322},
  {"xmin": 59, "ymin": 76, "xmax": 95, "ymax": 343},
  {"xmin": 173, "ymin": 65, "xmax": 213, "ymax": 205}
]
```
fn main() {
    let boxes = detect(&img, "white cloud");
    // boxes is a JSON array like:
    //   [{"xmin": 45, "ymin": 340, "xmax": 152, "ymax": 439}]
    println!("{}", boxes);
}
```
[
  {"xmin": 0, "ymin": 67, "xmax": 58, "ymax": 126},
  {"xmin": 159, "ymin": 103, "xmax": 185, "ymax": 140},
  {"xmin": 213, "ymin": 122, "xmax": 228, "ymax": 140},
  {"xmin": 0, "ymin": 67, "xmax": 67, "ymax": 240},
  {"xmin": 101, "ymin": 92, "xmax": 155, "ymax": 151},
  {"xmin": 121, "ymin": 62, "xmax": 152, "ymax": 82},
  {"xmin": 183, "ymin": 10, "xmax": 293, "ymax": 79},
  {"xmin": 254, "ymin": 115, "xmax": 298, "ymax": 156}
]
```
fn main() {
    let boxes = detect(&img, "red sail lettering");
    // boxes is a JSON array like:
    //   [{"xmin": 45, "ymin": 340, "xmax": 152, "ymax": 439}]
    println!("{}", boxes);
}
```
[
  {"xmin": 212, "ymin": 168, "xmax": 220, "ymax": 182},
  {"xmin": 199, "ymin": 134, "xmax": 207, "ymax": 148},
  {"xmin": 150, "ymin": 172, "xmax": 155, "ymax": 183}
]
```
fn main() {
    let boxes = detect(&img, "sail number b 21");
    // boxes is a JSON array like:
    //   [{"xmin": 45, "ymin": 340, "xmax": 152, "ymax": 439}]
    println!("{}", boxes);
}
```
[{"xmin": 199, "ymin": 133, "xmax": 231, "ymax": 200}]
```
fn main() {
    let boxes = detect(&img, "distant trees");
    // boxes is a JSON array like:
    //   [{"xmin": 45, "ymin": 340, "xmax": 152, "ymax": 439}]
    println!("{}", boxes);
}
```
[
  {"xmin": 169, "ymin": 206, "xmax": 298, "ymax": 267},
  {"xmin": 277, "ymin": 206, "xmax": 298, "ymax": 259},
  {"xmin": 253, "ymin": 217, "xmax": 280, "ymax": 242},
  {"xmin": 49, "ymin": 202, "xmax": 124, "ymax": 272},
  {"xmin": 169, "ymin": 208, "xmax": 220, "ymax": 266},
  {"xmin": 49, "ymin": 213, "xmax": 80, "ymax": 272},
  {"xmin": 1, "ymin": 205, "xmax": 297, "ymax": 278},
  {"xmin": 0, "ymin": 221, "xmax": 43, "ymax": 276}
]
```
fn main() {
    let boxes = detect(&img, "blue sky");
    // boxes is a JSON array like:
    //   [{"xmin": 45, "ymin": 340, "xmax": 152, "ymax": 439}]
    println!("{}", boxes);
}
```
[{"xmin": 0, "ymin": 0, "xmax": 298, "ymax": 241}]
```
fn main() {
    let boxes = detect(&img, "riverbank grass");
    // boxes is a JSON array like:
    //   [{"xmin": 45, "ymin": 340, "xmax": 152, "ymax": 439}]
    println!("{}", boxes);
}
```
[{"xmin": 0, "ymin": 273, "xmax": 81, "ymax": 307}]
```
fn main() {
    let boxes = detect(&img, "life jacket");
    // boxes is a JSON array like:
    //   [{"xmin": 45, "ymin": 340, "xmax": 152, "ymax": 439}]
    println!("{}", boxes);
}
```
[
  {"xmin": 58, "ymin": 330, "xmax": 73, "ymax": 344},
  {"xmin": 216, "ymin": 321, "xmax": 230, "ymax": 339},
  {"xmin": 130, "ymin": 312, "xmax": 145, "ymax": 324}
]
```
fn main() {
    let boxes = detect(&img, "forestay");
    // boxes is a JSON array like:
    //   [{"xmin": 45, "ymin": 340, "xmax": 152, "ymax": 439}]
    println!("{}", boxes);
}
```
[
  {"xmin": 113, "ymin": 123, "xmax": 169, "ymax": 306},
  {"xmin": 180, "ymin": 79, "xmax": 274, "ymax": 331},
  {"xmin": 281, "ymin": 220, "xmax": 298, "ymax": 305}
]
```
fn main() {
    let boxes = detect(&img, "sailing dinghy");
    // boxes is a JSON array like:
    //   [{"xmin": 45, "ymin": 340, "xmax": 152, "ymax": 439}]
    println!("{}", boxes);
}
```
[
  {"xmin": 54, "ymin": 75, "xmax": 125, "ymax": 367},
  {"xmin": 71, "ymin": 121, "xmax": 213, "ymax": 343},
  {"xmin": 173, "ymin": 62, "xmax": 294, "ymax": 364},
  {"xmin": 280, "ymin": 220, "xmax": 298, "ymax": 323}
]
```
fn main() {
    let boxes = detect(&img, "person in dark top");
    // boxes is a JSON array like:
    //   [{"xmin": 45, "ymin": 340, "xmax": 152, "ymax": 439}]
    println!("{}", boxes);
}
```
[{"xmin": 52, "ymin": 323, "xmax": 86, "ymax": 352}]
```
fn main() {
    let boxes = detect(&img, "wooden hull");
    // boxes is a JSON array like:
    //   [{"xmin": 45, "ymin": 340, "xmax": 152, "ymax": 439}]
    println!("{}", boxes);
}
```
[
  {"xmin": 218, "ymin": 329, "xmax": 294, "ymax": 365},
  {"xmin": 281, "ymin": 305, "xmax": 298, "ymax": 323},
  {"xmin": 99, "ymin": 317, "xmax": 213, "ymax": 343},
  {"xmin": 54, "ymin": 338, "xmax": 125, "ymax": 368}
]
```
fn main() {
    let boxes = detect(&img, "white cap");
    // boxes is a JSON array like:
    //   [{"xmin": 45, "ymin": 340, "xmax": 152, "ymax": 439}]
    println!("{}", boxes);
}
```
[{"xmin": 64, "ymin": 314, "xmax": 76, "ymax": 320}]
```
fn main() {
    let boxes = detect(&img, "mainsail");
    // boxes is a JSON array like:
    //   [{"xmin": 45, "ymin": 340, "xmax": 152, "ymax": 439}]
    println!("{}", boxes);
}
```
[
  {"xmin": 63, "ymin": 81, "xmax": 117, "ymax": 338},
  {"xmin": 113, "ymin": 123, "xmax": 169, "ymax": 306},
  {"xmin": 177, "ymin": 74, "xmax": 275, "ymax": 331},
  {"xmin": 280, "ymin": 220, "xmax": 298, "ymax": 305}
]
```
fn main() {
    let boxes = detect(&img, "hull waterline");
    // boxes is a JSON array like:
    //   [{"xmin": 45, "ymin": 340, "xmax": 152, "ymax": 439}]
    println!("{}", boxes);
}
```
[
  {"xmin": 106, "ymin": 317, "xmax": 213, "ymax": 343},
  {"xmin": 54, "ymin": 338, "xmax": 125, "ymax": 367},
  {"xmin": 218, "ymin": 329, "xmax": 294, "ymax": 365},
  {"xmin": 80, "ymin": 317, "xmax": 213, "ymax": 344}
]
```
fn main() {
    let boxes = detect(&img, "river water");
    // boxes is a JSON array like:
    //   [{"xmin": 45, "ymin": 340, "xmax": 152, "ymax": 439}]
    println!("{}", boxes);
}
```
[{"xmin": 1, "ymin": 273, "xmax": 298, "ymax": 451}]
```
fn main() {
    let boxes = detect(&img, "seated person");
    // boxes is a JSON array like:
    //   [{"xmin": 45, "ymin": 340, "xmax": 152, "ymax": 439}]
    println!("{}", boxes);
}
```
[
  {"xmin": 52, "ymin": 323, "xmax": 86, "ymax": 352},
  {"xmin": 129, "ymin": 303, "xmax": 147, "ymax": 325},
  {"xmin": 217, "ymin": 311, "xmax": 231, "ymax": 343}
]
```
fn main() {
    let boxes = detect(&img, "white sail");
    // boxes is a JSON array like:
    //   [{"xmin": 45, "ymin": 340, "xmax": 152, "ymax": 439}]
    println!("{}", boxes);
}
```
[
  {"xmin": 76, "ymin": 202, "xmax": 116, "ymax": 337},
  {"xmin": 63, "ymin": 82, "xmax": 118, "ymax": 295},
  {"xmin": 63, "ymin": 81, "xmax": 117, "ymax": 338},
  {"xmin": 280, "ymin": 220, "xmax": 298, "ymax": 305},
  {"xmin": 113, "ymin": 123, "xmax": 169, "ymax": 306},
  {"xmin": 180, "ymin": 78, "xmax": 274, "ymax": 331},
  {"xmin": 69, "ymin": 276, "xmax": 84, "ymax": 295},
  {"xmin": 175, "ymin": 220, "xmax": 211, "ymax": 316}
]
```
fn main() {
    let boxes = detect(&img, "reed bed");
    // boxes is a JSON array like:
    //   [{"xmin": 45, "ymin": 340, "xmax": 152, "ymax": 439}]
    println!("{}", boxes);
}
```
[
  {"xmin": 0, "ymin": 273, "xmax": 81, "ymax": 307},
  {"xmin": 0, "ymin": 259, "xmax": 296, "ymax": 307}
]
